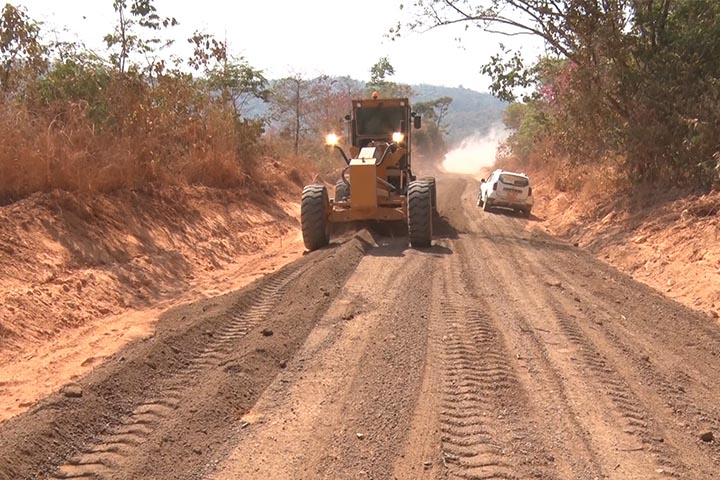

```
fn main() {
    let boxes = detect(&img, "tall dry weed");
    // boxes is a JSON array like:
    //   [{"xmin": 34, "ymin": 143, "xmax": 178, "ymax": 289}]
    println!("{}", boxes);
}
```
[{"xmin": 0, "ymin": 73, "xmax": 262, "ymax": 205}]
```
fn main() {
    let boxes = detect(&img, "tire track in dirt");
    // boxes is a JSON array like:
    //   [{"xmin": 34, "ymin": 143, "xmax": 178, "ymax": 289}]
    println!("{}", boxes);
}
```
[
  {"xmin": 520, "ymin": 238, "xmax": 720, "ymax": 471},
  {"xmin": 546, "ymin": 302, "xmax": 684, "ymax": 477},
  {"xmin": 482, "ymin": 214, "xmax": 673, "ymax": 467},
  {"xmin": 440, "ymin": 178, "xmax": 608, "ymax": 478},
  {"xmin": 524, "ymin": 229, "xmax": 720, "ymax": 364},
  {"xmin": 445, "ymin": 179, "xmax": 677, "ymax": 477},
  {"xmin": 592, "ymin": 321, "xmax": 720, "ymax": 467},
  {"xmin": 452, "ymin": 237, "xmax": 606, "ymax": 479},
  {"xmin": 49, "ymin": 264, "xmax": 311, "ymax": 480},
  {"xmin": 207, "ymin": 238, "xmax": 435, "ymax": 479},
  {"xmin": 476, "ymin": 206, "xmax": 717, "ymax": 477},
  {"xmin": 0, "ymin": 235, "xmax": 372, "ymax": 480},
  {"xmin": 311, "ymin": 244, "xmax": 434, "ymax": 479},
  {"xmin": 435, "ymin": 246, "xmax": 558, "ymax": 480}
]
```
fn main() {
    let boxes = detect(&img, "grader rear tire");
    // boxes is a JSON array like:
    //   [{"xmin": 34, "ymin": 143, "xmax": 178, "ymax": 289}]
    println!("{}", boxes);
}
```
[
  {"xmin": 408, "ymin": 180, "xmax": 432, "ymax": 248},
  {"xmin": 301, "ymin": 184, "xmax": 330, "ymax": 251}
]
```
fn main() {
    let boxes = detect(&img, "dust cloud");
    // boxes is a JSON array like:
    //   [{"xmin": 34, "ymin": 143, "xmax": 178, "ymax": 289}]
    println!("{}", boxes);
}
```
[{"xmin": 441, "ymin": 126, "xmax": 509, "ymax": 175}]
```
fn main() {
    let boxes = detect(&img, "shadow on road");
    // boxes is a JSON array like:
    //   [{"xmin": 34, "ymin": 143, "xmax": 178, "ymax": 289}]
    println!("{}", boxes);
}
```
[
  {"xmin": 416, "ymin": 244, "xmax": 454, "ymax": 256},
  {"xmin": 484, "ymin": 206, "xmax": 544, "ymax": 222},
  {"xmin": 433, "ymin": 213, "xmax": 462, "ymax": 239},
  {"xmin": 366, "ymin": 237, "xmax": 454, "ymax": 258}
]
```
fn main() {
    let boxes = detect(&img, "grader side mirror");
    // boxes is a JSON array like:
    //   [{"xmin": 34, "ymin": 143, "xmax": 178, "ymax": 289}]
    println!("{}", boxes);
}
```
[{"xmin": 413, "ymin": 114, "xmax": 421, "ymax": 129}]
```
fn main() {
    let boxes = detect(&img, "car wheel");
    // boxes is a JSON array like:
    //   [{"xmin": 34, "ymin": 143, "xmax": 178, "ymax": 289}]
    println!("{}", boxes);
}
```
[{"xmin": 482, "ymin": 198, "xmax": 492, "ymax": 212}]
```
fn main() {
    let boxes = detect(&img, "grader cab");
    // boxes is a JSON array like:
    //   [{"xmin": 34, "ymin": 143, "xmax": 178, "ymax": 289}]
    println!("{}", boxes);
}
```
[{"xmin": 301, "ymin": 94, "xmax": 436, "ymax": 251}]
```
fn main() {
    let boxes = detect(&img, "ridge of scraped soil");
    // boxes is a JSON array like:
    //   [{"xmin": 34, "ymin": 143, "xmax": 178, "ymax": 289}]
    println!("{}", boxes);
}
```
[{"xmin": 0, "ymin": 234, "xmax": 372, "ymax": 480}]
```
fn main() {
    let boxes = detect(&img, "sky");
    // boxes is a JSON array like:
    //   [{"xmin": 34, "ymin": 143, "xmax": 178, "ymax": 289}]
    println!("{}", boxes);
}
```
[{"xmin": 19, "ymin": 0, "xmax": 544, "ymax": 93}]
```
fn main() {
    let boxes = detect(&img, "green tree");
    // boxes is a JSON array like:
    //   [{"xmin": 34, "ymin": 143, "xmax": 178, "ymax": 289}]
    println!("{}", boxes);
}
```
[
  {"xmin": 369, "ymin": 56, "xmax": 394, "ymax": 86},
  {"xmin": 413, "ymin": 96, "xmax": 453, "ymax": 157},
  {"xmin": 104, "ymin": 0, "xmax": 177, "ymax": 74},
  {"xmin": 414, "ymin": 96, "xmax": 452, "ymax": 132},
  {"xmin": 269, "ymin": 75, "xmax": 363, "ymax": 161},
  {"xmin": 0, "ymin": 3, "xmax": 46, "ymax": 93},
  {"xmin": 208, "ymin": 60, "xmax": 268, "ymax": 118},
  {"xmin": 307, "ymin": 75, "xmax": 362, "ymax": 137},
  {"xmin": 398, "ymin": 0, "xmax": 720, "ymax": 188},
  {"xmin": 269, "ymin": 74, "xmax": 311, "ymax": 156},
  {"xmin": 186, "ymin": 31, "xmax": 268, "ymax": 161},
  {"xmin": 367, "ymin": 56, "xmax": 413, "ymax": 98},
  {"xmin": 37, "ymin": 52, "xmax": 112, "ymax": 125},
  {"xmin": 188, "ymin": 32, "xmax": 268, "ymax": 118}
]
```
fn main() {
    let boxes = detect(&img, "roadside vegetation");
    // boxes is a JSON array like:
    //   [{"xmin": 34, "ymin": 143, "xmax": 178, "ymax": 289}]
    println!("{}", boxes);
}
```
[
  {"xmin": 0, "ymin": 2, "xmax": 456, "ymax": 205},
  {"xmin": 400, "ymin": 1, "xmax": 720, "ymax": 195},
  {"xmin": 1, "ymin": 2, "xmax": 269, "ymax": 203}
]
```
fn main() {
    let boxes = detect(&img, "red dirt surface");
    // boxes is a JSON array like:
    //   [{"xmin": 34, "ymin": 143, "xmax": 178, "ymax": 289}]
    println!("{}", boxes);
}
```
[
  {"xmin": 1, "ymin": 173, "xmax": 720, "ymax": 480},
  {"xmin": 531, "ymin": 179, "xmax": 720, "ymax": 320},
  {"xmin": 0, "ymin": 160, "xmax": 307, "ymax": 422}
]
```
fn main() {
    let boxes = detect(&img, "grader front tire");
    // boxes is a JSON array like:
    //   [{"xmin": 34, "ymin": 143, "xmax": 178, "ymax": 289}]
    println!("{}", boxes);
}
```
[
  {"xmin": 301, "ymin": 184, "xmax": 330, "ymax": 251},
  {"xmin": 421, "ymin": 176, "xmax": 437, "ymax": 212},
  {"xmin": 408, "ymin": 181, "xmax": 433, "ymax": 248}
]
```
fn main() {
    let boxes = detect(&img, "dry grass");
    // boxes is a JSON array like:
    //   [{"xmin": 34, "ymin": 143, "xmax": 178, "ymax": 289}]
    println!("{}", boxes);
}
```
[
  {"xmin": 0, "ymin": 75, "xmax": 268, "ymax": 205},
  {"xmin": 497, "ymin": 137, "xmax": 630, "ymax": 221}
]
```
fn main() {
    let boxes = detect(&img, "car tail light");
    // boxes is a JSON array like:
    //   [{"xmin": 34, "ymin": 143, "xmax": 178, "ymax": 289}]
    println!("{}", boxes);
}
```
[
  {"xmin": 528, "ymin": 186, "xmax": 532, "ymax": 196},
  {"xmin": 492, "ymin": 182, "xmax": 498, "ymax": 191}
]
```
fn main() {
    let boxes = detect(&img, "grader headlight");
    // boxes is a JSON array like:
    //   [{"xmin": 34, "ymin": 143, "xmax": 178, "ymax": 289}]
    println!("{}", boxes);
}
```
[
  {"xmin": 392, "ymin": 132, "xmax": 405, "ymax": 143},
  {"xmin": 325, "ymin": 133, "xmax": 339, "ymax": 146}
]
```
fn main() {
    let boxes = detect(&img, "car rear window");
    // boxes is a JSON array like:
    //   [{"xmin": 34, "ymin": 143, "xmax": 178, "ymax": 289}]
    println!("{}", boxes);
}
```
[{"xmin": 499, "ymin": 174, "xmax": 529, "ymax": 187}]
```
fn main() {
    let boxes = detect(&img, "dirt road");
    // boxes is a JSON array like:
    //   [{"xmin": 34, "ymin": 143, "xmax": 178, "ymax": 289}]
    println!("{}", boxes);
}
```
[{"xmin": 1, "ymin": 175, "xmax": 719, "ymax": 479}]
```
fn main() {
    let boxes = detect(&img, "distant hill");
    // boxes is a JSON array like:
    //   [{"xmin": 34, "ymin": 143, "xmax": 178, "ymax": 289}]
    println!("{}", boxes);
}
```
[
  {"xmin": 243, "ymin": 79, "xmax": 506, "ymax": 147},
  {"xmin": 411, "ymin": 84, "xmax": 507, "ymax": 146}
]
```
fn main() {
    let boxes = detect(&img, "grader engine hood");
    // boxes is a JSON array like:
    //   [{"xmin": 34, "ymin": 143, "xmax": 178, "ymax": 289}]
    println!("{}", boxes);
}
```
[
  {"xmin": 349, "ymin": 149, "xmax": 378, "ymax": 210},
  {"xmin": 347, "ymin": 145, "xmax": 409, "ymax": 210}
]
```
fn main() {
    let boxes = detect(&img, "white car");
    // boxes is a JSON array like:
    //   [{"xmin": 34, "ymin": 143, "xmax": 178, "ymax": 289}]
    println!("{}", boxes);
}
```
[{"xmin": 477, "ymin": 169, "xmax": 533, "ymax": 217}]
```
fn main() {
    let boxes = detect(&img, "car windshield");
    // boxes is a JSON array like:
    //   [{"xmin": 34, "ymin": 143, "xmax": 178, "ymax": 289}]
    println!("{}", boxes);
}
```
[{"xmin": 499, "ymin": 174, "xmax": 529, "ymax": 187}]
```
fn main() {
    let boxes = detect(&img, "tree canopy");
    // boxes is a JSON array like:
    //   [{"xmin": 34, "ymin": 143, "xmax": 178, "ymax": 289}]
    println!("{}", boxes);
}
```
[{"xmin": 397, "ymin": 0, "xmax": 720, "ymax": 188}]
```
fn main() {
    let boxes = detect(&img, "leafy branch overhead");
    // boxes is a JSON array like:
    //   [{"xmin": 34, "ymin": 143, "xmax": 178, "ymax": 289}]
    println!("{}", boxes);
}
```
[{"xmin": 397, "ymin": 0, "xmax": 720, "ymax": 188}]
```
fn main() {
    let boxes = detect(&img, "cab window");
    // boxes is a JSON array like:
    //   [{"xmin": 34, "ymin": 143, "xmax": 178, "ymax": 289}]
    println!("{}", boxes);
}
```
[
  {"xmin": 356, "ymin": 107, "xmax": 406, "ymax": 136},
  {"xmin": 499, "ymin": 174, "xmax": 529, "ymax": 187}
]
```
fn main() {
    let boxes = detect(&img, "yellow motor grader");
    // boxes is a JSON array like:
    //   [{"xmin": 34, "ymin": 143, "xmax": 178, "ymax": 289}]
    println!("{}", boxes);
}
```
[{"xmin": 301, "ymin": 94, "xmax": 436, "ymax": 251}]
